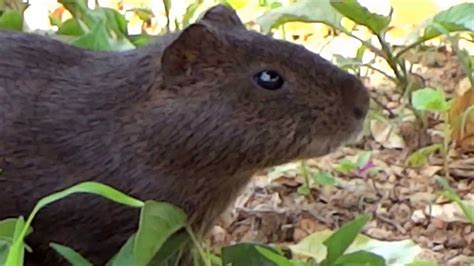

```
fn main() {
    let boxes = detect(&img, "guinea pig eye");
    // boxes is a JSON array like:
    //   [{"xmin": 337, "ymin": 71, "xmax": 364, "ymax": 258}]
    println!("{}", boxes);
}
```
[{"xmin": 254, "ymin": 70, "xmax": 284, "ymax": 90}]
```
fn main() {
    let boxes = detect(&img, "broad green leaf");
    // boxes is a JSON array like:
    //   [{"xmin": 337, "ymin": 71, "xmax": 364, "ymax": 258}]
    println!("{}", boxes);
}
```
[
  {"xmin": 256, "ymin": 0, "xmax": 342, "ymax": 33},
  {"xmin": 57, "ymin": 18, "xmax": 85, "ymax": 36},
  {"xmin": 108, "ymin": 37, "xmax": 136, "ymax": 51},
  {"xmin": 133, "ymin": 201, "xmax": 187, "ymax": 266},
  {"xmin": 0, "ymin": 239, "xmax": 9, "ymax": 265},
  {"xmin": 290, "ymin": 229, "xmax": 422, "ymax": 264},
  {"xmin": 5, "ymin": 217, "xmax": 26, "ymax": 266},
  {"xmin": 6, "ymin": 181, "xmax": 143, "ymax": 266},
  {"xmin": 406, "ymin": 144, "xmax": 442, "ymax": 168},
  {"xmin": 297, "ymin": 185, "xmax": 311, "ymax": 196},
  {"xmin": 423, "ymin": 3, "xmax": 474, "ymax": 40},
  {"xmin": 73, "ymin": 21, "xmax": 112, "ymax": 51},
  {"xmin": 255, "ymin": 246, "xmax": 294, "ymax": 266},
  {"xmin": 312, "ymin": 172, "xmax": 336, "ymax": 186},
  {"xmin": 356, "ymin": 151, "xmax": 371, "ymax": 167},
  {"xmin": 90, "ymin": 7, "xmax": 128, "ymax": 36},
  {"xmin": 289, "ymin": 230, "xmax": 332, "ymax": 259},
  {"xmin": 335, "ymin": 159, "xmax": 358, "ymax": 173},
  {"xmin": 321, "ymin": 214, "xmax": 371, "ymax": 265},
  {"xmin": 50, "ymin": 243, "xmax": 93, "ymax": 266},
  {"xmin": 330, "ymin": 0, "xmax": 391, "ymax": 34},
  {"xmin": 151, "ymin": 230, "xmax": 190, "ymax": 266},
  {"xmin": 0, "ymin": 218, "xmax": 31, "ymax": 265},
  {"xmin": 222, "ymin": 243, "xmax": 279, "ymax": 266},
  {"xmin": 108, "ymin": 234, "xmax": 136, "ymax": 266},
  {"xmin": 334, "ymin": 250, "xmax": 384, "ymax": 266},
  {"xmin": 0, "ymin": 9, "xmax": 22, "ymax": 31},
  {"xmin": 59, "ymin": 0, "xmax": 89, "ymax": 23},
  {"xmin": 411, "ymin": 88, "xmax": 450, "ymax": 112}
]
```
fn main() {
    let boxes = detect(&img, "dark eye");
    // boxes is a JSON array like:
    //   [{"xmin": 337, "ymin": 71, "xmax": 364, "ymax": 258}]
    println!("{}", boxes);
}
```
[{"xmin": 254, "ymin": 70, "xmax": 284, "ymax": 90}]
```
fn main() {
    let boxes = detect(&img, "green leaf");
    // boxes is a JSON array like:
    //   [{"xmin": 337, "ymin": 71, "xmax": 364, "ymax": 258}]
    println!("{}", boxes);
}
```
[
  {"xmin": 133, "ymin": 201, "xmax": 187, "ymax": 266},
  {"xmin": 411, "ymin": 87, "xmax": 449, "ymax": 112},
  {"xmin": 50, "ymin": 243, "xmax": 93, "ymax": 266},
  {"xmin": 423, "ymin": 3, "xmax": 474, "ymax": 40},
  {"xmin": 297, "ymin": 185, "xmax": 311, "ymax": 196},
  {"xmin": 335, "ymin": 159, "xmax": 358, "ymax": 173},
  {"xmin": 321, "ymin": 214, "xmax": 371, "ymax": 266},
  {"xmin": 72, "ymin": 21, "xmax": 113, "ymax": 51},
  {"xmin": 5, "ymin": 217, "xmax": 26, "ymax": 266},
  {"xmin": 312, "ymin": 171, "xmax": 336, "ymax": 186},
  {"xmin": 57, "ymin": 18, "xmax": 85, "ymax": 36},
  {"xmin": 0, "ymin": 9, "xmax": 22, "ymax": 31},
  {"xmin": 6, "ymin": 181, "xmax": 143, "ymax": 266},
  {"xmin": 334, "ymin": 250, "xmax": 385, "ymax": 266},
  {"xmin": 290, "ymin": 229, "xmax": 422, "ymax": 264},
  {"xmin": 436, "ymin": 176, "xmax": 474, "ymax": 224},
  {"xmin": 150, "ymin": 230, "xmax": 190, "ymax": 266},
  {"xmin": 255, "ymin": 246, "xmax": 294, "ymax": 266},
  {"xmin": 129, "ymin": 8, "xmax": 154, "ymax": 22},
  {"xmin": 356, "ymin": 151, "xmax": 371, "ymax": 167},
  {"xmin": 406, "ymin": 144, "xmax": 442, "ymax": 168},
  {"xmin": 182, "ymin": 2, "xmax": 202, "ymax": 27},
  {"xmin": 92, "ymin": 7, "xmax": 128, "ymax": 36},
  {"xmin": 256, "ymin": 0, "xmax": 342, "ymax": 33},
  {"xmin": 108, "ymin": 234, "xmax": 136, "ymax": 266},
  {"xmin": 330, "ymin": 0, "xmax": 391, "ymax": 34},
  {"xmin": 128, "ymin": 34, "xmax": 154, "ymax": 47},
  {"xmin": 0, "ymin": 218, "xmax": 31, "ymax": 265},
  {"xmin": 222, "ymin": 243, "xmax": 279, "ymax": 266}
]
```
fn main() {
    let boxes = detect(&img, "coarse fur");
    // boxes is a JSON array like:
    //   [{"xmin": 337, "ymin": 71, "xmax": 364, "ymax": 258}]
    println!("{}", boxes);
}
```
[{"xmin": 0, "ymin": 4, "xmax": 369, "ymax": 265}]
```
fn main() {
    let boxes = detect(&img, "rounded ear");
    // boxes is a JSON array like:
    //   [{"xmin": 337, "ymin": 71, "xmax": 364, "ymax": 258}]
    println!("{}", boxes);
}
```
[
  {"xmin": 197, "ymin": 4, "xmax": 245, "ymax": 31},
  {"xmin": 161, "ymin": 23, "xmax": 221, "ymax": 77}
]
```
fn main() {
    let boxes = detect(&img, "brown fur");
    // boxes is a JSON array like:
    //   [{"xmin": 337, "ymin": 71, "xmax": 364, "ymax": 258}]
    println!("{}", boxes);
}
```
[{"xmin": 0, "ymin": 4, "xmax": 369, "ymax": 265}]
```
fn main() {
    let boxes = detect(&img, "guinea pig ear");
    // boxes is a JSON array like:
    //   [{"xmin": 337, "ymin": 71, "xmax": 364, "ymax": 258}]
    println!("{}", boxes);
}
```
[
  {"xmin": 197, "ymin": 4, "xmax": 245, "ymax": 31},
  {"xmin": 161, "ymin": 23, "xmax": 222, "ymax": 77}
]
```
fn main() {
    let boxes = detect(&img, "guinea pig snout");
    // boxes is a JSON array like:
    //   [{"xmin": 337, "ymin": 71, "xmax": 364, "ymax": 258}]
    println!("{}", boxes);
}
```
[{"xmin": 340, "ymin": 76, "xmax": 370, "ymax": 121}]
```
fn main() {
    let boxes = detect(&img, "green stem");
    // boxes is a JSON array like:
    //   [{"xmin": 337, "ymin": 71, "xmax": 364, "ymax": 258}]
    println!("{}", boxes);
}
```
[
  {"xmin": 394, "ymin": 38, "xmax": 427, "ymax": 61},
  {"xmin": 185, "ymin": 225, "xmax": 210, "ymax": 266},
  {"xmin": 375, "ymin": 33, "xmax": 407, "ymax": 88}
]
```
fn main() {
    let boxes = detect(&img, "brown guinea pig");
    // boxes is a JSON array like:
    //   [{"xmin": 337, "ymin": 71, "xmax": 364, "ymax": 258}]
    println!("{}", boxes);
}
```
[{"xmin": 0, "ymin": 4, "xmax": 369, "ymax": 265}]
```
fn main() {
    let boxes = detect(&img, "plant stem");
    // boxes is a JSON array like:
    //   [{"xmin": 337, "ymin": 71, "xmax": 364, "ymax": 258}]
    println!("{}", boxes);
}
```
[
  {"xmin": 375, "ymin": 33, "xmax": 407, "ymax": 88},
  {"xmin": 394, "ymin": 38, "xmax": 427, "ymax": 61},
  {"xmin": 442, "ymin": 112, "xmax": 451, "ymax": 180},
  {"xmin": 185, "ymin": 225, "xmax": 211, "ymax": 266}
]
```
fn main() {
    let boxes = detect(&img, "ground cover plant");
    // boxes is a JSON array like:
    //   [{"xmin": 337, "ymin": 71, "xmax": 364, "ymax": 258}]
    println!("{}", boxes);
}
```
[{"xmin": 0, "ymin": 0, "xmax": 473, "ymax": 265}]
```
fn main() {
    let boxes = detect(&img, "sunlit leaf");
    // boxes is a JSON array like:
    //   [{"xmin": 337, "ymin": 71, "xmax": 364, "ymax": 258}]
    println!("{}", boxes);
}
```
[
  {"xmin": 412, "ymin": 87, "xmax": 450, "ymax": 112},
  {"xmin": 330, "ymin": 0, "xmax": 391, "ymax": 34},
  {"xmin": 423, "ymin": 3, "xmax": 474, "ymax": 40},
  {"xmin": 406, "ymin": 144, "xmax": 442, "ymax": 168},
  {"xmin": 0, "ymin": 9, "xmax": 22, "ymax": 31},
  {"xmin": 256, "ymin": 0, "xmax": 342, "ymax": 33},
  {"xmin": 321, "ymin": 214, "xmax": 371, "ymax": 265}
]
